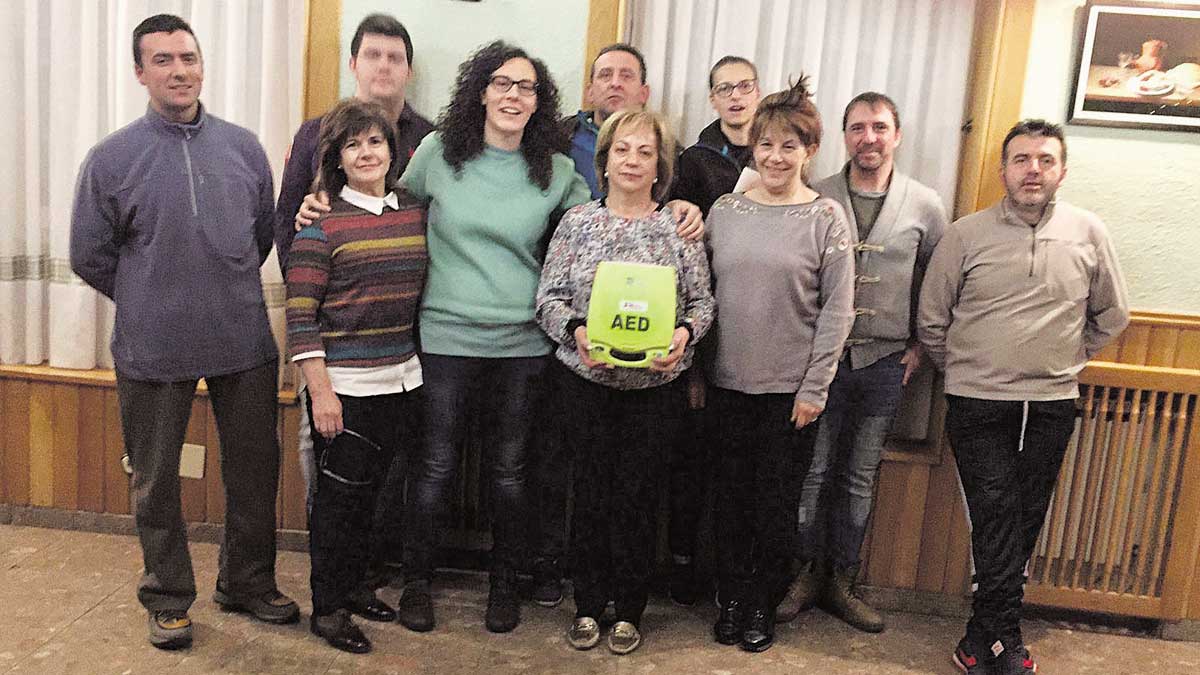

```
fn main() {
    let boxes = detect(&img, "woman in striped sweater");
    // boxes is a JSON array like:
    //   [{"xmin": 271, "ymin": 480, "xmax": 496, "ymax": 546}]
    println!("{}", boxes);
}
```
[{"xmin": 285, "ymin": 99, "xmax": 428, "ymax": 654}]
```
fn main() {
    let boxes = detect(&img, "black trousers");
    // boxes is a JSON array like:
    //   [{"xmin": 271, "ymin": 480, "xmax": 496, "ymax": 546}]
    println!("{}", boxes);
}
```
[
  {"xmin": 117, "ymin": 360, "xmax": 282, "ymax": 612},
  {"xmin": 308, "ymin": 390, "xmax": 420, "ymax": 616},
  {"xmin": 713, "ymin": 387, "xmax": 817, "ymax": 609},
  {"xmin": 946, "ymin": 395, "xmax": 1076, "ymax": 652},
  {"xmin": 561, "ymin": 363, "xmax": 684, "ymax": 626}
]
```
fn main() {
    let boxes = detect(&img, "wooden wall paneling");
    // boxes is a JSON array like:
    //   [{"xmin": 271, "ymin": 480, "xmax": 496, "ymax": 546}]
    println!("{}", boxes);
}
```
[
  {"xmin": 863, "ymin": 464, "xmax": 899, "ymax": 586},
  {"xmin": 27, "ymin": 382, "xmax": 55, "ymax": 507},
  {"xmin": 1117, "ymin": 324, "xmax": 1152, "ymax": 365},
  {"xmin": 887, "ymin": 463, "xmax": 931, "ymax": 589},
  {"xmin": 0, "ymin": 380, "xmax": 28, "ymax": 505},
  {"xmin": 953, "ymin": 0, "xmax": 1036, "ymax": 218},
  {"xmin": 278, "ymin": 403, "xmax": 307, "ymax": 531},
  {"xmin": 1145, "ymin": 327, "xmax": 1181, "ymax": 368},
  {"xmin": 915, "ymin": 442, "xmax": 963, "ymax": 593},
  {"xmin": 1094, "ymin": 341, "xmax": 1121, "ymax": 363},
  {"xmin": 1175, "ymin": 328, "xmax": 1200, "ymax": 370},
  {"xmin": 583, "ymin": 0, "xmax": 624, "ymax": 99},
  {"xmin": 50, "ymin": 383, "xmax": 80, "ymax": 510},
  {"xmin": 303, "ymin": 0, "xmax": 341, "ymax": 120},
  {"xmin": 76, "ymin": 387, "xmax": 107, "ymax": 512},
  {"xmin": 102, "ymin": 389, "xmax": 129, "ymax": 514},
  {"xmin": 204, "ymin": 401, "xmax": 226, "ymax": 524},
  {"xmin": 180, "ymin": 398, "xmax": 208, "ymax": 523},
  {"xmin": 0, "ymin": 380, "xmax": 6, "ymax": 504}
]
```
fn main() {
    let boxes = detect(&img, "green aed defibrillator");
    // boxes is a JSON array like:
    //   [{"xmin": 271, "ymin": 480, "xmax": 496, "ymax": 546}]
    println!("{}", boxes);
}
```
[{"xmin": 585, "ymin": 261, "xmax": 678, "ymax": 368}]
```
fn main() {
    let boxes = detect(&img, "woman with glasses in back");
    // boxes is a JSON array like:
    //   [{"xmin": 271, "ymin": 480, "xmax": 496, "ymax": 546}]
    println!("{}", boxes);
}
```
[
  {"xmin": 394, "ymin": 40, "xmax": 593, "ymax": 636},
  {"xmin": 285, "ymin": 99, "xmax": 428, "ymax": 654}
]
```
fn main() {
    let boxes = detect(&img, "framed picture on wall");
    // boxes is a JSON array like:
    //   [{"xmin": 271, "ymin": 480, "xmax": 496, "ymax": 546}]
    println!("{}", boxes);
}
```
[{"xmin": 1068, "ymin": 0, "xmax": 1200, "ymax": 132}]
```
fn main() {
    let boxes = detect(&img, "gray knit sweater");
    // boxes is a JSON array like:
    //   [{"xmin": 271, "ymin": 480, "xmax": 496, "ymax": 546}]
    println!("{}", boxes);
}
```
[{"xmin": 705, "ymin": 193, "xmax": 856, "ymax": 408}]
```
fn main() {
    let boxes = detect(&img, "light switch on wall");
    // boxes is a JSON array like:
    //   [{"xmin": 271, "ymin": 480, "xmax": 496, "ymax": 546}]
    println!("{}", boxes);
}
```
[{"xmin": 180, "ymin": 443, "xmax": 206, "ymax": 480}]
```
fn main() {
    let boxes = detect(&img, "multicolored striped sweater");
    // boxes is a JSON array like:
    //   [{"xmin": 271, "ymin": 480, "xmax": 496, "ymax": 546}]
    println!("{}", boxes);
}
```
[{"xmin": 285, "ymin": 192, "xmax": 428, "ymax": 368}]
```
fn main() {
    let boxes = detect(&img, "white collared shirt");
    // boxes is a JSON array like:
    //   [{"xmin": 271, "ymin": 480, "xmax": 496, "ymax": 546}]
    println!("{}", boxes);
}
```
[{"xmin": 340, "ymin": 184, "xmax": 399, "ymax": 215}]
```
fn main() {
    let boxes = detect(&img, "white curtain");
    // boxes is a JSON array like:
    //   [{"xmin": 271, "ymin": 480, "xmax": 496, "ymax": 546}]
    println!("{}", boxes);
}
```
[
  {"xmin": 628, "ymin": 0, "xmax": 977, "ymax": 210},
  {"xmin": 0, "ymin": 0, "xmax": 306, "ymax": 370}
]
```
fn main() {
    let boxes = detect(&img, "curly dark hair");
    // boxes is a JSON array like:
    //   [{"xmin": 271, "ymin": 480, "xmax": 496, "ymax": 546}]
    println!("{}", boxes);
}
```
[{"xmin": 438, "ymin": 40, "xmax": 566, "ymax": 191}]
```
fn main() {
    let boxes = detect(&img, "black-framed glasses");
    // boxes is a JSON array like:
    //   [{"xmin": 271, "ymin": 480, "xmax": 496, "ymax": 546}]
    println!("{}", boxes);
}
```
[
  {"xmin": 488, "ymin": 75, "xmax": 539, "ymax": 96},
  {"xmin": 711, "ymin": 79, "xmax": 758, "ymax": 98}
]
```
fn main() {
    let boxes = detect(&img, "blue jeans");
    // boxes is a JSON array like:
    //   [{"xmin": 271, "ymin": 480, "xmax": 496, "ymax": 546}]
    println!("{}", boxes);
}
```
[
  {"xmin": 796, "ymin": 351, "xmax": 906, "ymax": 567},
  {"xmin": 405, "ymin": 353, "xmax": 546, "ymax": 580}
]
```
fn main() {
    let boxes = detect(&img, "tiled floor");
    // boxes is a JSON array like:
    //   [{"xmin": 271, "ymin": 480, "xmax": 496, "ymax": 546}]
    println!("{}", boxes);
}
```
[{"xmin": 1, "ymin": 524, "xmax": 1198, "ymax": 674}]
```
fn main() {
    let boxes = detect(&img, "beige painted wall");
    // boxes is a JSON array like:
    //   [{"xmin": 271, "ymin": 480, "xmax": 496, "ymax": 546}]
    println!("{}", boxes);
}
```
[{"xmin": 1021, "ymin": 0, "xmax": 1200, "ymax": 313}]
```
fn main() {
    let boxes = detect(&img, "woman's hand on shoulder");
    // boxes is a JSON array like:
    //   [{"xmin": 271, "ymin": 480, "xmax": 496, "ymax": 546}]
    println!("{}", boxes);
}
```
[
  {"xmin": 294, "ymin": 191, "xmax": 332, "ymax": 230},
  {"xmin": 666, "ymin": 200, "xmax": 705, "ymax": 241}
]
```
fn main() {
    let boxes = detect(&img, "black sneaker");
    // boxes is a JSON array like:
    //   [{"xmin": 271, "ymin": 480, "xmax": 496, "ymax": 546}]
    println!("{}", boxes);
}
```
[
  {"xmin": 995, "ymin": 644, "xmax": 1037, "ymax": 674},
  {"xmin": 485, "ymin": 573, "xmax": 521, "ymax": 633},
  {"xmin": 530, "ymin": 558, "xmax": 563, "ymax": 607},
  {"xmin": 397, "ymin": 580, "xmax": 435, "ymax": 632},
  {"xmin": 669, "ymin": 560, "xmax": 699, "ymax": 606},
  {"xmin": 952, "ymin": 637, "xmax": 992, "ymax": 674}
]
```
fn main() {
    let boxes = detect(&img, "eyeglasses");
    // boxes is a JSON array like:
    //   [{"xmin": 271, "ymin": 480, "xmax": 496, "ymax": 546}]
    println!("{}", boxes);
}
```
[
  {"xmin": 488, "ymin": 75, "xmax": 539, "ymax": 96},
  {"xmin": 711, "ymin": 79, "xmax": 758, "ymax": 98}
]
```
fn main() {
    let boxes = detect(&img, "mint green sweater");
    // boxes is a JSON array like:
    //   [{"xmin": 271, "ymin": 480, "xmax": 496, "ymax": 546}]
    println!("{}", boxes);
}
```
[{"xmin": 401, "ymin": 133, "xmax": 591, "ymax": 357}]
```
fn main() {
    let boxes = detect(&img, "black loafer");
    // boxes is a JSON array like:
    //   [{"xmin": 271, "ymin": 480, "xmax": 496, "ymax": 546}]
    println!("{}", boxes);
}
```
[
  {"xmin": 397, "ymin": 580, "xmax": 435, "ymax": 632},
  {"xmin": 347, "ymin": 591, "xmax": 397, "ymax": 623},
  {"xmin": 311, "ymin": 609, "xmax": 371, "ymax": 654}
]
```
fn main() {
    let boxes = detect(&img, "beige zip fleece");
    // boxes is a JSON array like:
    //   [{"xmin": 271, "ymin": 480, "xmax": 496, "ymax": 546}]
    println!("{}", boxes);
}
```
[{"xmin": 918, "ymin": 198, "xmax": 1129, "ymax": 401}]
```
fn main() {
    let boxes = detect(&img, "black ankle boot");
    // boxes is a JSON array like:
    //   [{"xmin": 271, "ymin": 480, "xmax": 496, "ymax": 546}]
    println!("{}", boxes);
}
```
[
  {"xmin": 713, "ymin": 596, "xmax": 746, "ymax": 645},
  {"xmin": 740, "ymin": 605, "xmax": 775, "ymax": 652}
]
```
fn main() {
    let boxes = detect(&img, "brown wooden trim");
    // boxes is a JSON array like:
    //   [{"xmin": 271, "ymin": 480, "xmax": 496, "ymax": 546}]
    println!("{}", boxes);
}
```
[
  {"xmin": 954, "ymin": 0, "xmax": 1037, "ymax": 219},
  {"xmin": 583, "ymin": 0, "xmax": 625, "ymax": 102},
  {"xmin": 0, "ymin": 364, "xmax": 299, "ymax": 405},
  {"xmin": 1026, "ymin": 586, "xmax": 1164, "ymax": 619},
  {"xmin": 1080, "ymin": 362, "xmax": 1200, "ymax": 394},
  {"xmin": 304, "ymin": 0, "xmax": 342, "ymax": 120}
]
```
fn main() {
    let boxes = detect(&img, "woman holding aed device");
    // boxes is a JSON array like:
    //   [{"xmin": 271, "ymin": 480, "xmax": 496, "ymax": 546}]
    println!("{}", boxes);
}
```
[
  {"xmin": 704, "ymin": 76, "xmax": 855, "ymax": 653},
  {"xmin": 535, "ymin": 109, "xmax": 714, "ymax": 655}
]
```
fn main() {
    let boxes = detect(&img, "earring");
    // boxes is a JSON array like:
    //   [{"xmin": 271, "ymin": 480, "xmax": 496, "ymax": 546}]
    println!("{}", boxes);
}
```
[
  {"xmin": 603, "ymin": 170, "xmax": 609, "ymax": 178},
  {"xmin": 653, "ymin": 177, "xmax": 658, "ymax": 183}
]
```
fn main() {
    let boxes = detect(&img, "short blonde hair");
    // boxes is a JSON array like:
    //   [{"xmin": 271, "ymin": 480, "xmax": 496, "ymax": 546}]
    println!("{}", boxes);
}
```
[{"xmin": 594, "ymin": 110, "xmax": 676, "ymax": 203}]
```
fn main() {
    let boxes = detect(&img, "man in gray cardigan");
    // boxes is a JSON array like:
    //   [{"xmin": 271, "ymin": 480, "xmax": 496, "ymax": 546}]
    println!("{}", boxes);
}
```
[
  {"xmin": 70, "ymin": 14, "xmax": 298, "ymax": 650},
  {"xmin": 781, "ymin": 92, "xmax": 947, "ymax": 633},
  {"xmin": 919, "ymin": 119, "xmax": 1129, "ymax": 674}
]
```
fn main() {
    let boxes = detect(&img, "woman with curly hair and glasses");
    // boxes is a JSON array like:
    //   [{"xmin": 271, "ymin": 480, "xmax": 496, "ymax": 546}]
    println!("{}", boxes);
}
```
[
  {"xmin": 383, "ymin": 40, "xmax": 592, "ymax": 636},
  {"xmin": 285, "ymin": 98, "xmax": 428, "ymax": 654}
]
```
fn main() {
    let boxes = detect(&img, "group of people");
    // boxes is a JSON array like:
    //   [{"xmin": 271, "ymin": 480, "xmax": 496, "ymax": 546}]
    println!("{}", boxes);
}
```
[{"xmin": 69, "ymin": 11, "xmax": 1130, "ymax": 675}]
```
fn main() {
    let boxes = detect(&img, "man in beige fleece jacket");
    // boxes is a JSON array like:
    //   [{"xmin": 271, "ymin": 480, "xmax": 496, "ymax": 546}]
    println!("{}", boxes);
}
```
[{"xmin": 918, "ymin": 119, "xmax": 1129, "ymax": 675}]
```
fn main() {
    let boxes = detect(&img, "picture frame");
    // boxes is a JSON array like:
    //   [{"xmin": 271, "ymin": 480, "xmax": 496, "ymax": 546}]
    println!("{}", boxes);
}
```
[{"xmin": 1068, "ymin": 0, "xmax": 1200, "ymax": 132}]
